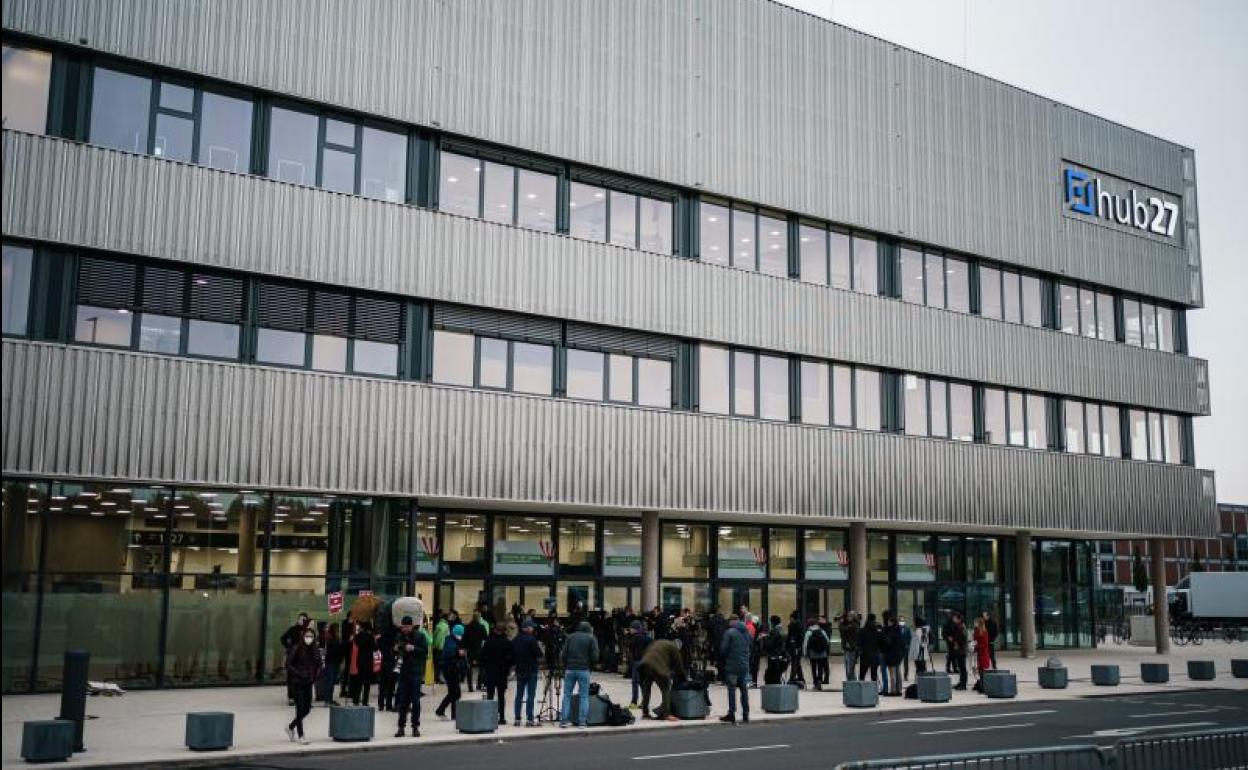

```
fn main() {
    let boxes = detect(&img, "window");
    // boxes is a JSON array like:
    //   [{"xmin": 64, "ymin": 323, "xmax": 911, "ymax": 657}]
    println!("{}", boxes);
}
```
[
  {"xmin": 256, "ymin": 328, "xmax": 304, "ymax": 366},
  {"xmin": 432, "ymin": 330, "xmax": 473, "ymax": 385},
  {"xmin": 1164, "ymin": 414, "xmax": 1182, "ymax": 464},
  {"xmin": 1141, "ymin": 302, "xmax": 1158, "ymax": 349},
  {"xmin": 1059, "ymin": 284, "xmax": 1079, "ymax": 334},
  {"xmin": 979, "ymin": 266, "xmax": 1002, "ymax": 319},
  {"xmin": 2, "ymin": 45, "xmax": 52, "ymax": 134},
  {"xmin": 441, "ymin": 153, "xmax": 556, "ymax": 233},
  {"xmin": 1102, "ymin": 406, "xmax": 1121, "ymax": 458},
  {"xmin": 565, "ymin": 350, "xmax": 671, "ymax": 408},
  {"xmin": 74, "ymin": 305, "xmax": 132, "ymax": 346},
  {"xmin": 1148, "ymin": 412, "xmax": 1164, "ymax": 462},
  {"xmin": 1086, "ymin": 404, "xmax": 1103, "ymax": 455},
  {"xmin": 758, "ymin": 213, "xmax": 788, "ymax": 277},
  {"xmin": 153, "ymin": 82, "xmax": 194, "ymax": 161},
  {"xmin": 1079, "ymin": 287, "xmax": 1097, "ymax": 338},
  {"xmin": 90, "ymin": 67, "xmax": 152, "ymax": 154},
  {"xmin": 930, "ymin": 379, "xmax": 949, "ymax": 438},
  {"xmin": 983, "ymin": 388, "xmax": 1006, "ymax": 445},
  {"xmin": 482, "ymin": 160, "xmax": 513, "ymax": 224},
  {"xmin": 732, "ymin": 206, "xmax": 756, "ymax": 271},
  {"xmin": 903, "ymin": 375, "xmax": 927, "ymax": 437},
  {"xmin": 255, "ymin": 282, "xmax": 309, "ymax": 367},
  {"xmin": 830, "ymin": 231, "xmax": 851, "ymax": 290},
  {"xmin": 517, "ymin": 169, "xmax": 557, "ymax": 232},
  {"xmin": 832, "ymin": 364, "xmax": 853, "ymax": 427},
  {"xmin": 478, "ymin": 337, "xmax": 508, "ymax": 388},
  {"xmin": 269, "ymin": 107, "xmax": 406, "ymax": 200},
  {"xmin": 800, "ymin": 361, "xmax": 830, "ymax": 425},
  {"xmin": 1021, "ymin": 275, "xmax": 1043, "ymax": 327},
  {"xmin": 138, "ymin": 313, "xmax": 181, "ymax": 354},
  {"xmin": 1096, "ymin": 292, "xmax": 1116, "ymax": 341},
  {"xmin": 799, "ymin": 225, "xmax": 828, "ymax": 285},
  {"xmin": 566, "ymin": 349, "xmax": 605, "ymax": 400},
  {"xmin": 852, "ymin": 235, "xmax": 877, "ymax": 294},
  {"xmin": 1026, "ymin": 394, "xmax": 1048, "ymax": 450},
  {"xmin": 758, "ymin": 354, "xmax": 789, "ymax": 421},
  {"xmin": 639, "ymin": 196, "xmax": 674, "ymax": 254},
  {"xmin": 1002, "ymin": 270, "xmax": 1021, "ymax": 323},
  {"xmin": 637, "ymin": 358, "xmax": 672, "ymax": 408},
  {"xmin": 1123, "ymin": 299, "xmax": 1143, "ymax": 346},
  {"xmin": 900, "ymin": 247, "xmax": 924, "ymax": 304},
  {"xmin": 924, "ymin": 252, "xmax": 945, "ymax": 309},
  {"xmin": 187, "ymin": 320, "xmax": 238, "ymax": 359},
  {"xmin": 699, "ymin": 201, "xmax": 730, "ymax": 266},
  {"xmin": 1008, "ymin": 390, "xmax": 1025, "ymax": 446},
  {"xmin": 2, "ymin": 243, "xmax": 34, "ymax": 335},
  {"xmin": 610, "ymin": 190, "xmax": 638, "ymax": 247},
  {"xmin": 516, "ymin": 342, "xmax": 554, "ymax": 394},
  {"xmin": 311, "ymin": 335, "xmax": 347, "ymax": 372},
  {"xmin": 950, "ymin": 383, "xmax": 974, "ymax": 441},
  {"xmin": 698, "ymin": 344, "xmax": 730, "ymax": 414},
  {"xmin": 198, "ymin": 92, "xmax": 253, "ymax": 173},
  {"xmin": 1064, "ymin": 401, "xmax": 1085, "ymax": 453},
  {"xmin": 439, "ymin": 152, "xmax": 482, "ymax": 217},
  {"xmin": 732, "ymin": 350, "xmax": 756, "ymax": 417},
  {"xmin": 946, "ymin": 257, "xmax": 970, "ymax": 313},
  {"xmin": 609, "ymin": 354, "xmax": 634, "ymax": 403},
  {"xmin": 1156, "ymin": 306, "xmax": 1174, "ymax": 353},
  {"xmin": 349, "ymin": 295, "xmax": 403, "ymax": 376},
  {"xmin": 855, "ymin": 368, "xmax": 880, "ymax": 431},
  {"xmin": 1129, "ymin": 409, "xmax": 1148, "ymax": 460}
]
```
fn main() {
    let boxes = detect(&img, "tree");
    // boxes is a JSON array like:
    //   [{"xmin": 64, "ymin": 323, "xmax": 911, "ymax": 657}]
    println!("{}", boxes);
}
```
[{"xmin": 1132, "ymin": 547, "xmax": 1149, "ymax": 593}]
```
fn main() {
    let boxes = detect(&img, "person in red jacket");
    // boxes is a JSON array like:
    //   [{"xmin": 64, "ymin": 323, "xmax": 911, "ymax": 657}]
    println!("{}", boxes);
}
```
[{"xmin": 972, "ymin": 616, "xmax": 992, "ymax": 693}]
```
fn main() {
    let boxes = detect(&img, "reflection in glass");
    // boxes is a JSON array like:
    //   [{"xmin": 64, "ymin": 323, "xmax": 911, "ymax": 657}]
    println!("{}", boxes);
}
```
[
  {"xmin": 512, "ymin": 342, "xmax": 552, "ymax": 395},
  {"xmin": 566, "ymin": 349, "xmax": 605, "ymax": 401},
  {"xmin": 321, "ymin": 147, "xmax": 356, "ymax": 194},
  {"xmin": 699, "ymin": 202, "xmax": 730, "ymax": 266},
  {"xmin": 855, "ymin": 368, "xmax": 880, "ymax": 430},
  {"xmin": 569, "ymin": 182, "xmax": 608, "ymax": 242},
  {"xmin": 1064, "ymin": 400, "xmax": 1085, "ymax": 453},
  {"xmin": 903, "ymin": 375, "xmax": 927, "ymax": 436},
  {"xmin": 438, "ymin": 152, "xmax": 480, "ymax": 217},
  {"xmin": 698, "ymin": 345, "xmax": 730, "ymax": 415},
  {"xmin": 732, "ymin": 350, "xmax": 756, "ymax": 417},
  {"xmin": 2, "ymin": 243, "xmax": 34, "ymax": 335},
  {"xmin": 1021, "ymin": 275, "xmax": 1043, "ymax": 327},
  {"xmin": 1026, "ymin": 394, "xmax": 1048, "ymax": 450},
  {"xmin": 950, "ymin": 383, "xmax": 974, "ymax": 441},
  {"xmin": 431, "ymin": 330, "xmax": 473, "ymax": 385},
  {"xmin": 1102, "ymin": 405, "xmax": 1121, "ymax": 458},
  {"xmin": 1008, "ymin": 391, "xmax": 1026, "ymax": 446},
  {"xmin": 979, "ymin": 266, "xmax": 1002, "ymax": 319},
  {"xmin": 154, "ymin": 112, "xmax": 194, "ymax": 161},
  {"xmin": 800, "ymin": 361, "xmax": 830, "ymax": 425},
  {"xmin": 198, "ymin": 92, "xmax": 253, "ymax": 172},
  {"xmin": 946, "ymin": 257, "xmax": 969, "ymax": 313},
  {"xmin": 256, "ymin": 328, "xmax": 306, "ymax": 367},
  {"xmin": 983, "ymin": 388, "xmax": 1006, "ymax": 445},
  {"xmin": 311, "ymin": 335, "xmax": 347, "ymax": 372},
  {"xmin": 482, "ymin": 161, "xmax": 515, "ymax": 224},
  {"xmin": 187, "ymin": 320, "xmax": 238, "ymax": 359},
  {"xmin": 74, "ymin": 305, "xmax": 132, "ymax": 346},
  {"xmin": 2, "ymin": 45, "xmax": 52, "ymax": 134},
  {"xmin": 516, "ymin": 169, "xmax": 557, "ymax": 232},
  {"xmin": 478, "ymin": 337, "xmax": 508, "ymax": 389},
  {"xmin": 732, "ymin": 207, "xmax": 755, "ymax": 271},
  {"xmin": 352, "ymin": 340, "xmax": 397, "ymax": 377},
  {"xmin": 900, "ymin": 247, "xmax": 924, "ymax": 304},
  {"xmin": 799, "ymin": 225, "xmax": 827, "ymax": 285},
  {"xmin": 758, "ymin": 213, "xmax": 787, "ymax": 277},
  {"xmin": 929, "ymin": 379, "xmax": 949, "ymax": 438},
  {"xmin": 924, "ymin": 252, "xmax": 945, "ymax": 308},
  {"xmin": 758, "ymin": 354, "xmax": 788, "ymax": 421},
  {"xmin": 138, "ymin": 313, "xmax": 182, "ymax": 354},
  {"xmin": 610, "ymin": 190, "xmax": 638, "ymax": 247},
  {"xmin": 637, "ymin": 358, "xmax": 671, "ymax": 408},
  {"xmin": 268, "ymin": 108, "xmax": 318, "ymax": 186},
  {"xmin": 90, "ymin": 68, "xmax": 152, "ymax": 154},
  {"xmin": 852, "ymin": 235, "xmax": 877, "ymax": 294},
  {"xmin": 1002, "ymin": 270, "xmax": 1021, "ymax": 323},
  {"xmin": 638, "ymin": 197, "xmax": 673, "ymax": 253},
  {"xmin": 609, "ymin": 354, "xmax": 633, "ymax": 403},
  {"xmin": 360, "ymin": 127, "xmax": 407, "ymax": 203},
  {"xmin": 832, "ymin": 364, "xmax": 853, "ymax": 427}
]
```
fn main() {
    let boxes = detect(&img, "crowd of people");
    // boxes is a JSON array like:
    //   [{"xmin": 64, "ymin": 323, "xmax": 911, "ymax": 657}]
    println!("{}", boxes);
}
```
[{"xmin": 277, "ymin": 598, "xmax": 1003, "ymax": 741}]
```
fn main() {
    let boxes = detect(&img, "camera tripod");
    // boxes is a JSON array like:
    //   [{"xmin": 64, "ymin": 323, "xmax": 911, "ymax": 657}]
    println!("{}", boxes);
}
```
[{"xmin": 537, "ymin": 665, "xmax": 563, "ymax": 723}]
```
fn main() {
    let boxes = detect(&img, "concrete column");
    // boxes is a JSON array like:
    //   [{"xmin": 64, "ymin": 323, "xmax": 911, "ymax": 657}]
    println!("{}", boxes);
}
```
[
  {"xmin": 641, "ymin": 511, "xmax": 660, "ymax": 611},
  {"xmin": 849, "ymin": 522, "xmax": 868, "ymax": 615},
  {"xmin": 237, "ymin": 501, "xmax": 258, "ymax": 594},
  {"xmin": 1016, "ymin": 531, "xmax": 1036, "ymax": 658},
  {"xmin": 1150, "ymin": 538, "xmax": 1170, "ymax": 655}
]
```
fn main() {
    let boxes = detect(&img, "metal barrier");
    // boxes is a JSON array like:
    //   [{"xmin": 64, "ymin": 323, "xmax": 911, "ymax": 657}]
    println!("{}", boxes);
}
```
[
  {"xmin": 1115, "ymin": 727, "xmax": 1248, "ymax": 770},
  {"xmin": 833, "ymin": 745, "xmax": 1109, "ymax": 769},
  {"xmin": 833, "ymin": 728, "xmax": 1248, "ymax": 770}
]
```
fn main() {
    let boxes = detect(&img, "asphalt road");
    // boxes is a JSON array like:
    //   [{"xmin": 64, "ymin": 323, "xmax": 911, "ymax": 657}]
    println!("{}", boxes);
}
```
[{"xmin": 227, "ymin": 689, "xmax": 1248, "ymax": 770}]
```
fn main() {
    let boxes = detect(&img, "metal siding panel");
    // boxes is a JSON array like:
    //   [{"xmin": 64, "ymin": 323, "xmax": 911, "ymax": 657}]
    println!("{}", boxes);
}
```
[
  {"xmin": 2, "ymin": 0, "xmax": 1196, "ymax": 304},
  {"xmin": 1, "ymin": 340, "xmax": 1216, "ymax": 538},
  {"xmin": 1, "ymin": 133, "xmax": 1206, "ymax": 415}
]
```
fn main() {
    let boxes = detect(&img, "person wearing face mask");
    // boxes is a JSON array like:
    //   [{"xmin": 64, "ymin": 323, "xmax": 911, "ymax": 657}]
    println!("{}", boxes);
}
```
[
  {"xmin": 280, "ymin": 612, "xmax": 312, "ymax": 706},
  {"xmin": 285, "ymin": 626, "xmax": 322, "ymax": 745}
]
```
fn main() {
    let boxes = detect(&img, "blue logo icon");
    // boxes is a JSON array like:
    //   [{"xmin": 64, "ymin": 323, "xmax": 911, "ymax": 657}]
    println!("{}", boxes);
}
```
[{"xmin": 1063, "ymin": 169, "xmax": 1094, "ymax": 215}]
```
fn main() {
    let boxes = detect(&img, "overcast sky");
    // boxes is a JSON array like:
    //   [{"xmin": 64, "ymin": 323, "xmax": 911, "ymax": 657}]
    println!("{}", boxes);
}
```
[{"xmin": 779, "ymin": 0, "xmax": 1248, "ymax": 503}]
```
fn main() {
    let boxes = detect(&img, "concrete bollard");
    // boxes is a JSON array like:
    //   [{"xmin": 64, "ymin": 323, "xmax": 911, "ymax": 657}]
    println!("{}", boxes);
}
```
[
  {"xmin": 21, "ymin": 720, "xmax": 75, "ymax": 763},
  {"xmin": 1037, "ymin": 665, "xmax": 1068, "ymax": 689},
  {"xmin": 670, "ymin": 689, "xmax": 708, "ymax": 720},
  {"xmin": 329, "ymin": 704, "xmax": 375, "ymax": 742},
  {"xmin": 1140, "ymin": 662, "xmax": 1170, "ymax": 683},
  {"xmin": 185, "ymin": 712, "xmax": 234, "ymax": 751},
  {"xmin": 842, "ymin": 680, "xmax": 879, "ymax": 708},
  {"xmin": 456, "ymin": 700, "xmax": 499, "ymax": 733},
  {"xmin": 761, "ymin": 684, "xmax": 799, "ymax": 713},
  {"xmin": 569, "ymin": 693, "xmax": 608, "ymax": 726},
  {"xmin": 1091, "ymin": 665, "xmax": 1120, "ymax": 686},
  {"xmin": 917, "ymin": 672, "xmax": 952, "ymax": 703},
  {"xmin": 1232, "ymin": 659, "xmax": 1248, "ymax": 678},
  {"xmin": 983, "ymin": 670, "xmax": 1017, "ymax": 698},
  {"xmin": 1187, "ymin": 660, "xmax": 1216, "ymax": 681}
]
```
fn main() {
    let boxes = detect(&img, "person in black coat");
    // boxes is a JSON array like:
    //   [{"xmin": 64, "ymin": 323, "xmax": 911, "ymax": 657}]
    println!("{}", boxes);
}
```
[
  {"xmin": 321, "ymin": 623, "xmax": 345, "ymax": 706},
  {"xmin": 857, "ymin": 614, "xmax": 882, "ymax": 684},
  {"xmin": 786, "ymin": 611, "xmax": 806, "ymax": 688},
  {"xmin": 284, "ymin": 625, "xmax": 321, "ymax": 744},
  {"xmin": 392, "ymin": 616, "xmax": 428, "ymax": 738},
  {"xmin": 480, "ymin": 622, "xmax": 515, "ymax": 721},
  {"xmin": 347, "ymin": 620, "xmax": 377, "ymax": 706},
  {"xmin": 280, "ymin": 612, "xmax": 312, "ymax": 705},
  {"xmin": 511, "ymin": 622, "xmax": 543, "ymax": 726},
  {"xmin": 377, "ymin": 622, "xmax": 398, "ymax": 711}
]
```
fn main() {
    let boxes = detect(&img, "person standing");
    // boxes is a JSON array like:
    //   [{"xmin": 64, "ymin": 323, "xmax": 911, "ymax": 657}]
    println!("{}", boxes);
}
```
[
  {"xmin": 463, "ymin": 609, "xmax": 489, "ymax": 691},
  {"xmin": 378, "ymin": 620, "xmax": 398, "ymax": 712},
  {"xmin": 803, "ymin": 617, "xmax": 831, "ymax": 691},
  {"xmin": 347, "ymin": 620, "xmax": 377, "ymax": 706},
  {"xmin": 638, "ymin": 638, "xmax": 686, "ymax": 722},
  {"xmin": 948, "ymin": 613, "xmax": 969, "ymax": 691},
  {"xmin": 763, "ymin": 616, "xmax": 788, "ymax": 685},
  {"xmin": 910, "ymin": 617, "xmax": 931, "ymax": 675},
  {"xmin": 972, "ymin": 616, "xmax": 992, "ymax": 693},
  {"xmin": 857, "ymin": 614, "xmax": 881, "ymax": 686},
  {"xmin": 480, "ymin": 621, "xmax": 514, "ymax": 723},
  {"xmin": 718, "ymin": 618, "xmax": 752, "ymax": 725},
  {"xmin": 280, "ymin": 612, "xmax": 312, "ymax": 706},
  {"xmin": 627, "ymin": 620, "xmax": 652, "ymax": 710},
  {"xmin": 883, "ymin": 614, "xmax": 904, "ymax": 696},
  {"xmin": 431, "ymin": 612, "xmax": 449, "ymax": 684},
  {"xmin": 393, "ymin": 615, "xmax": 428, "ymax": 738},
  {"xmin": 559, "ymin": 621, "xmax": 599, "ymax": 728},
  {"xmin": 786, "ymin": 611, "xmax": 806, "ymax": 689},
  {"xmin": 320, "ymin": 623, "xmax": 344, "ymax": 706},
  {"xmin": 511, "ymin": 622, "xmax": 542, "ymax": 727},
  {"xmin": 839, "ymin": 611, "xmax": 860, "ymax": 682},
  {"xmin": 284, "ymin": 624, "xmax": 321, "ymax": 745},
  {"xmin": 434, "ymin": 624, "xmax": 466, "ymax": 719},
  {"xmin": 982, "ymin": 611, "xmax": 999, "ymax": 670},
  {"xmin": 898, "ymin": 615, "xmax": 913, "ymax": 682}
]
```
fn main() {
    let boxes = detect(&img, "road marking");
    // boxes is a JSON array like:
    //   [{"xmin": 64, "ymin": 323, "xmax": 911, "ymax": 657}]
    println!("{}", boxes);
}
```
[
  {"xmin": 917, "ymin": 722, "xmax": 1034, "ymax": 736},
  {"xmin": 1130, "ymin": 708, "xmax": 1224, "ymax": 718},
  {"xmin": 632, "ymin": 745, "xmax": 791, "ymax": 761},
  {"xmin": 877, "ymin": 709, "xmax": 1056, "ymax": 724},
  {"xmin": 1064, "ymin": 721, "xmax": 1219, "ymax": 739}
]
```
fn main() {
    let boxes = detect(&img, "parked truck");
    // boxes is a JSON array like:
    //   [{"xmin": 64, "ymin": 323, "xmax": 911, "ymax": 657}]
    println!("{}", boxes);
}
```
[{"xmin": 1171, "ymin": 572, "xmax": 1248, "ymax": 621}]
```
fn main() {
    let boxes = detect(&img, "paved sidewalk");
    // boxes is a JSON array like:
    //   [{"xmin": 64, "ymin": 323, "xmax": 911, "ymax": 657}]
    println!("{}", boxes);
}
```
[{"xmin": 4, "ymin": 643, "xmax": 1246, "ymax": 768}]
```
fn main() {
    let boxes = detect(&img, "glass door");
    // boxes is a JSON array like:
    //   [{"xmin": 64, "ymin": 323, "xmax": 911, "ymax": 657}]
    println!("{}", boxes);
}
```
[{"xmin": 489, "ymin": 582, "xmax": 553, "ymax": 623}]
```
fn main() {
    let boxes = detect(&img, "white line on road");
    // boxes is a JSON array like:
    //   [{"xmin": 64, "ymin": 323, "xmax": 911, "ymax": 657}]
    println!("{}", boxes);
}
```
[
  {"xmin": 633, "ymin": 745, "xmax": 791, "ymax": 761},
  {"xmin": 877, "ymin": 709, "xmax": 1056, "ymax": 724},
  {"xmin": 917, "ymin": 722, "xmax": 1035, "ymax": 736},
  {"xmin": 1064, "ymin": 721, "xmax": 1219, "ymax": 739},
  {"xmin": 1130, "ymin": 708, "xmax": 1224, "ymax": 718}
]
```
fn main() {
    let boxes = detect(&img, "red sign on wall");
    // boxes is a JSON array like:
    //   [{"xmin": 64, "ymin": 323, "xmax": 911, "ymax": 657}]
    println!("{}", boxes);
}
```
[{"xmin": 328, "ymin": 591, "xmax": 344, "ymax": 615}]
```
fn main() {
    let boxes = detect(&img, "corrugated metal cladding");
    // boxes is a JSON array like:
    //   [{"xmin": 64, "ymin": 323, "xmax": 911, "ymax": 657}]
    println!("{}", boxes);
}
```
[
  {"xmin": 1, "ymin": 133, "xmax": 1208, "ymax": 415},
  {"xmin": 0, "ymin": 0, "xmax": 1198, "ymax": 305},
  {"xmin": 1, "ymin": 341, "xmax": 1216, "ymax": 538}
]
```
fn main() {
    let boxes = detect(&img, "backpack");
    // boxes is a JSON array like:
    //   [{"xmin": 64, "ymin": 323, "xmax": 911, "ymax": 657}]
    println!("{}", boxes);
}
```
[
  {"xmin": 603, "ymin": 696, "xmax": 635, "ymax": 726},
  {"xmin": 807, "ymin": 629, "xmax": 829, "ymax": 655},
  {"xmin": 904, "ymin": 683, "xmax": 918, "ymax": 700},
  {"xmin": 766, "ymin": 631, "xmax": 786, "ymax": 657}
]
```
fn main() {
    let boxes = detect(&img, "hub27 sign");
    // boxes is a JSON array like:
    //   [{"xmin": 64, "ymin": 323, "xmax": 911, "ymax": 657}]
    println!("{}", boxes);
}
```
[{"xmin": 1062, "ymin": 163, "xmax": 1181, "ymax": 243}]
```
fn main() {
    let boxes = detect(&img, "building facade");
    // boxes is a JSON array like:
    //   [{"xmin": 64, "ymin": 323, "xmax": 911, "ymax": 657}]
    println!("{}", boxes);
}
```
[
  {"xmin": 0, "ymin": 0, "xmax": 1215, "ymax": 693},
  {"xmin": 1093, "ymin": 504, "xmax": 1248, "ymax": 593}
]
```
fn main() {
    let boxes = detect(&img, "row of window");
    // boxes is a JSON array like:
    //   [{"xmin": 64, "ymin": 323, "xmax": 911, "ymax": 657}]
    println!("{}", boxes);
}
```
[
  {"xmin": 0, "ymin": 41, "xmax": 1188, "ymax": 355},
  {"xmin": 2, "ymin": 241, "xmax": 1192, "ymax": 465}
]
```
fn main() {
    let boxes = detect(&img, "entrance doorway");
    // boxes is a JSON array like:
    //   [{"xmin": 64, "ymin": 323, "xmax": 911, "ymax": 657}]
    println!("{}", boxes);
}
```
[
  {"xmin": 717, "ymin": 584, "xmax": 764, "ymax": 618},
  {"xmin": 489, "ymin": 583, "xmax": 553, "ymax": 623},
  {"xmin": 602, "ymin": 584, "xmax": 642, "ymax": 613}
]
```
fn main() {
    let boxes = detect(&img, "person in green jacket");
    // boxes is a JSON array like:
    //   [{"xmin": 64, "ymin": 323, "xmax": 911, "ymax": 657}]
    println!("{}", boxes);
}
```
[{"xmin": 432, "ymin": 612, "xmax": 450, "ymax": 684}]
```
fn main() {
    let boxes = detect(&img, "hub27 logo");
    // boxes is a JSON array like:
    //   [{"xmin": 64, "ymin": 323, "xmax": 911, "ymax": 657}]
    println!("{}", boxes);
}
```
[{"xmin": 1063, "ymin": 168, "xmax": 1178, "ymax": 238}]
